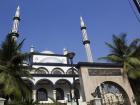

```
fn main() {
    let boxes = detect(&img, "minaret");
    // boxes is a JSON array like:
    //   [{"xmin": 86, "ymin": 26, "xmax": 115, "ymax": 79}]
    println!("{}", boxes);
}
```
[
  {"xmin": 11, "ymin": 6, "xmax": 20, "ymax": 41},
  {"xmin": 80, "ymin": 16, "xmax": 93, "ymax": 62}
]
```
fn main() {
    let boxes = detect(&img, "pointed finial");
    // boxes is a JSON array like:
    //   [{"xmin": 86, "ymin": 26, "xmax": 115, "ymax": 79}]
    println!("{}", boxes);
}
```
[
  {"xmin": 15, "ymin": 6, "xmax": 20, "ymax": 17},
  {"xmin": 30, "ymin": 45, "xmax": 35, "ymax": 52},
  {"xmin": 11, "ymin": 6, "xmax": 20, "ymax": 34},
  {"xmin": 80, "ymin": 16, "xmax": 85, "ymax": 27},
  {"xmin": 63, "ymin": 48, "xmax": 68, "ymax": 55}
]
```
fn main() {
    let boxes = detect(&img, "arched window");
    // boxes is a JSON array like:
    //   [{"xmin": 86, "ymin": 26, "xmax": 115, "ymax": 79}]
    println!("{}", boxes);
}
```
[
  {"xmin": 35, "ymin": 69, "xmax": 46, "ymax": 74},
  {"xmin": 56, "ymin": 88, "xmax": 64, "ymax": 100},
  {"xmin": 37, "ymin": 88, "xmax": 48, "ymax": 101},
  {"xmin": 35, "ymin": 67, "xmax": 48, "ymax": 74},
  {"xmin": 67, "ymin": 68, "xmax": 78, "ymax": 75},
  {"xmin": 52, "ymin": 68, "xmax": 64, "ymax": 74},
  {"xmin": 53, "ymin": 70, "xmax": 62, "ymax": 74}
]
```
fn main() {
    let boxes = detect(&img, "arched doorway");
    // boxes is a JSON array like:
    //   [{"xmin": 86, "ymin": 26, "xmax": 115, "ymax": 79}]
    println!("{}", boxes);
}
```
[
  {"xmin": 37, "ymin": 88, "xmax": 48, "ymax": 101},
  {"xmin": 55, "ymin": 79, "xmax": 72, "ymax": 101},
  {"xmin": 56, "ymin": 88, "xmax": 64, "ymax": 100},
  {"xmin": 35, "ymin": 79, "xmax": 54, "ymax": 102},
  {"xmin": 93, "ymin": 81, "xmax": 131, "ymax": 105}
]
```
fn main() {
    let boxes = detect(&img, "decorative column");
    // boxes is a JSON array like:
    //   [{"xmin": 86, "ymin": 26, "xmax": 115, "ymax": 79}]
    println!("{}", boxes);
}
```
[
  {"xmin": 71, "ymin": 89, "xmax": 75, "ymax": 102},
  {"xmin": 32, "ymin": 90, "xmax": 37, "ymax": 101},
  {"xmin": 67, "ymin": 93, "xmax": 71, "ymax": 102},
  {"xmin": 53, "ymin": 89, "xmax": 56, "ymax": 100}
]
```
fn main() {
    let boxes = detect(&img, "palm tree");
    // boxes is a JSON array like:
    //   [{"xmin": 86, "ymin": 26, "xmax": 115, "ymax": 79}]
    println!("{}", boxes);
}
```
[
  {"xmin": 0, "ymin": 33, "xmax": 32, "ymax": 101},
  {"xmin": 100, "ymin": 33, "xmax": 140, "ymax": 78},
  {"xmin": 100, "ymin": 33, "xmax": 140, "ymax": 104}
]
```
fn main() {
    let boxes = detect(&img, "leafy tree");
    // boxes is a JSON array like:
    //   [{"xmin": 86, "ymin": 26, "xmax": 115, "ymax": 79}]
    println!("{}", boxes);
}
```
[{"xmin": 0, "ymin": 33, "xmax": 32, "ymax": 101}]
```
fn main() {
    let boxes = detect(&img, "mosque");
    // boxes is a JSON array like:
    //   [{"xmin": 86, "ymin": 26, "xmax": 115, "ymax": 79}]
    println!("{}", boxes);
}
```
[{"xmin": 7, "ymin": 6, "xmax": 137, "ymax": 105}]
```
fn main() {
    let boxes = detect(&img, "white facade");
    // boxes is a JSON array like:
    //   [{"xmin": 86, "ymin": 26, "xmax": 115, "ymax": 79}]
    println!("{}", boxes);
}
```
[{"xmin": 24, "ymin": 50, "xmax": 82, "ymax": 103}]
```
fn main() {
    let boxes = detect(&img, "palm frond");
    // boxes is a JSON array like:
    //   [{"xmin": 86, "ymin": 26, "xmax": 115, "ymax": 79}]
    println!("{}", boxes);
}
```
[
  {"xmin": 127, "ymin": 57, "xmax": 140, "ymax": 65},
  {"xmin": 16, "ymin": 39, "xmax": 25, "ymax": 51},
  {"xmin": 99, "ymin": 55, "xmax": 123, "ymax": 63},
  {"xmin": 0, "ymin": 34, "xmax": 31, "ymax": 101},
  {"xmin": 100, "ymin": 33, "xmax": 140, "ymax": 78}
]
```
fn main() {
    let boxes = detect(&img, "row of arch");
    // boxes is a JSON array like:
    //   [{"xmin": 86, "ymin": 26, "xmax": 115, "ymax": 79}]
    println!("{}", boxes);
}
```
[
  {"xmin": 25, "ymin": 79, "xmax": 80, "ymax": 89},
  {"xmin": 26, "ymin": 80, "xmax": 131, "ymax": 103},
  {"xmin": 24, "ymin": 79, "xmax": 81, "ymax": 102},
  {"xmin": 33, "ymin": 67, "xmax": 79, "ymax": 75},
  {"xmin": 36, "ymin": 87, "xmax": 80, "ymax": 101}
]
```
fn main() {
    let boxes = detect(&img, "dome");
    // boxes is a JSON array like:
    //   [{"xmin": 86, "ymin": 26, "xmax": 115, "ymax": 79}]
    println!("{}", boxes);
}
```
[{"xmin": 41, "ymin": 50, "xmax": 54, "ymax": 54}]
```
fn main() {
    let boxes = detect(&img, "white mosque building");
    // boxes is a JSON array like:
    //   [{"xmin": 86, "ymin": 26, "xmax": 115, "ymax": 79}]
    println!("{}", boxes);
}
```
[
  {"xmin": 10, "ymin": 6, "xmax": 90, "ymax": 104},
  {"xmin": 4, "ymin": 6, "xmax": 137, "ymax": 105},
  {"xmin": 28, "ymin": 50, "xmax": 81, "ymax": 103}
]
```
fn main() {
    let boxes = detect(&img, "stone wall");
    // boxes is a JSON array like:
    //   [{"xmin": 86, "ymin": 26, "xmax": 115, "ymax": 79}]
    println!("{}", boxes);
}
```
[{"xmin": 77, "ymin": 62, "xmax": 137, "ymax": 105}]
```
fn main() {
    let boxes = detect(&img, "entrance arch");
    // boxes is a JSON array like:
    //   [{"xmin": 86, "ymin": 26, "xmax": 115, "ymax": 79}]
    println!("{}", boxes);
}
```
[
  {"xmin": 56, "ymin": 88, "xmax": 64, "ymax": 100},
  {"xmin": 37, "ymin": 88, "xmax": 48, "ymax": 101},
  {"xmin": 55, "ymin": 79, "xmax": 72, "ymax": 101},
  {"xmin": 35, "ymin": 79, "xmax": 54, "ymax": 101},
  {"xmin": 94, "ymin": 81, "xmax": 131, "ymax": 105}
]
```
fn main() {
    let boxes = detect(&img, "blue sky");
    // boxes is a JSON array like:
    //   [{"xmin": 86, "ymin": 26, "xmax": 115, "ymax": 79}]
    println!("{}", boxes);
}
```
[{"xmin": 0, "ymin": 0, "xmax": 140, "ymax": 63}]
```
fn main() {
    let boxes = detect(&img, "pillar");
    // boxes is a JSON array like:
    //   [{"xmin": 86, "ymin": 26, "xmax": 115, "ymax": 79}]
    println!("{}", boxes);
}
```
[
  {"xmin": 53, "ymin": 89, "xmax": 56, "ymax": 100},
  {"xmin": 32, "ymin": 90, "xmax": 37, "ymax": 101},
  {"xmin": 67, "ymin": 93, "xmax": 71, "ymax": 102},
  {"xmin": 71, "ymin": 89, "xmax": 75, "ymax": 102}
]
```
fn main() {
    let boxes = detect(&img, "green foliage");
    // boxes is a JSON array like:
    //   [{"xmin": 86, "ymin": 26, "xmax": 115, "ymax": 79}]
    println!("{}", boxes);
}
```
[
  {"xmin": 129, "ymin": 78, "xmax": 140, "ymax": 105},
  {"xmin": 99, "ymin": 33, "xmax": 140, "ymax": 78},
  {"xmin": 0, "ymin": 33, "xmax": 32, "ymax": 101},
  {"xmin": 100, "ymin": 33, "xmax": 140, "ymax": 104}
]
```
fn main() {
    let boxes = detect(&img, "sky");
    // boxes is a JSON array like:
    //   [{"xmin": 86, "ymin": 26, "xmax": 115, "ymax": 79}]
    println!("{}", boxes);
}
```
[{"xmin": 0, "ymin": 0, "xmax": 140, "ymax": 63}]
